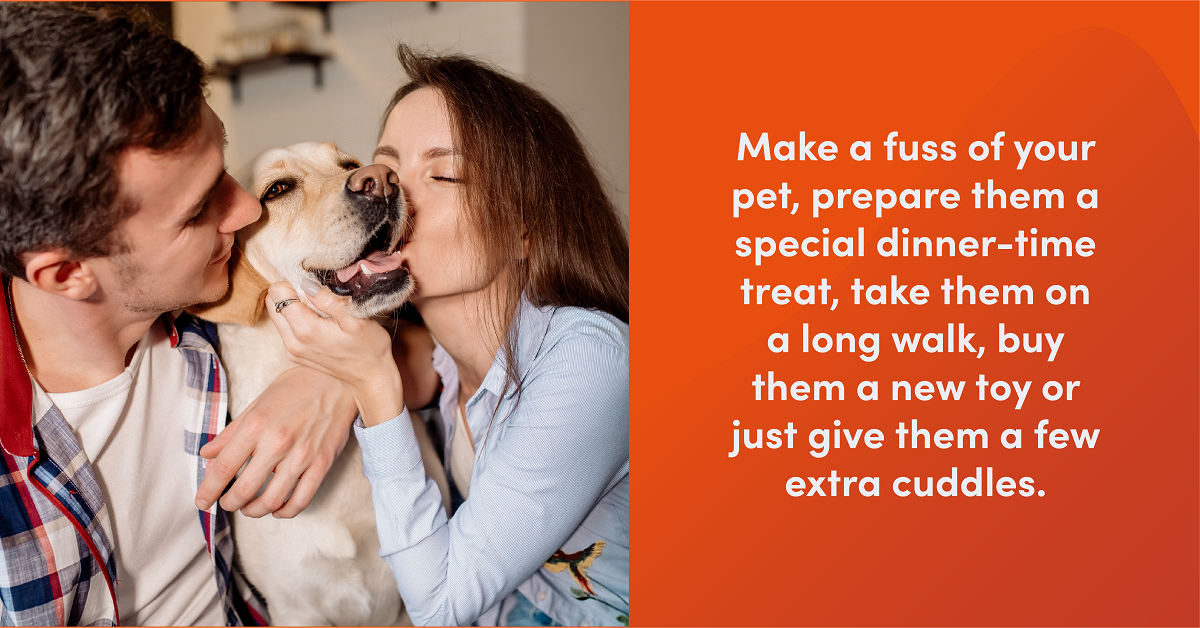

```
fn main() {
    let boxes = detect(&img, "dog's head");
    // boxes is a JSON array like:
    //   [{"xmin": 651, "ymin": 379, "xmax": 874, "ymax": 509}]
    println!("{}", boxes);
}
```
[{"xmin": 191, "ymin": 142, "xmax": 412, "ymax": 324}]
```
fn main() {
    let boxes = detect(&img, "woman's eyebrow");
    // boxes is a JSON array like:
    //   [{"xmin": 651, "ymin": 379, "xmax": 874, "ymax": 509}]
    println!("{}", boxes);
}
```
[
  {"xmin": 374, "ymin": 145, "xmax": 400, "ymax": 160},
  {"xmin": 423, "ymin": 147, "xmax": 459, "ymax": 159}
]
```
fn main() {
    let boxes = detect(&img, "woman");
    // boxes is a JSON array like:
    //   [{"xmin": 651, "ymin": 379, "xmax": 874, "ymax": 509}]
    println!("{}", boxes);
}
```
[{"xmin": 266, "ymin": 46, "xmax": 629, "ymax": 627}]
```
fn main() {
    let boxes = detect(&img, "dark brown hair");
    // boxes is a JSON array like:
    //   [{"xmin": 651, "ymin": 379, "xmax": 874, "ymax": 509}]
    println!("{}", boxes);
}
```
[
  {"xmin": 383, "ymin": 45, "xmax": 629, "ymax": 400},
  {"xmin": 0, "ymin": 3, "xmax": 208, "ymax": 277}
]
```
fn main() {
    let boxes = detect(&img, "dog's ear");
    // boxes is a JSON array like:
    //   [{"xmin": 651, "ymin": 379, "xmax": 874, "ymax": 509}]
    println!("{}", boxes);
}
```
[{"xmin": 187, "ymin": 247, "xmax": 270, "ymax": 326}]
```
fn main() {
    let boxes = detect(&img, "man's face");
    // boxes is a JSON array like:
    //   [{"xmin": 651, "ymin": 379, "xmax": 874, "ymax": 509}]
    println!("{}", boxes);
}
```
[{"xmin": 94, "ymin": 102, "xmax": 260, "ymax": 314}]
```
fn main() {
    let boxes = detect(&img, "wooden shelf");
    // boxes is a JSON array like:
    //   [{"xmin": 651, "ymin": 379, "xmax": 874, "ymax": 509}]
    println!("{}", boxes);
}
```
[
  {"xmin": 211, "ymin": 52, "xmax": 331, "ymax": 102},
  {"xmin": 231, "ymin": 2, "xmax": 333, "ymax": 32},
  {"xmin": 214, "ymin": 1, "xmax": 435, "ymax": 103},
  {"xmin": 278, "ymin": 2, "xmax": 332, "ymax": 32}
]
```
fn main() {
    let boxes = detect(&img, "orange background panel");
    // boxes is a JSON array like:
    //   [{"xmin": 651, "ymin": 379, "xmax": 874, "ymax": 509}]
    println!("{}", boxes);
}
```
[{"xmin": 630, "ymin": 2, "xmax": 1198, "ymax": 625}]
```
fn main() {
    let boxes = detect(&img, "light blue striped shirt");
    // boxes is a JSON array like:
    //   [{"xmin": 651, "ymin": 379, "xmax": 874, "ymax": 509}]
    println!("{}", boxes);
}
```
[{"xmin": 355, "ymin": 297, "xmax": 629, "ymax": 626}]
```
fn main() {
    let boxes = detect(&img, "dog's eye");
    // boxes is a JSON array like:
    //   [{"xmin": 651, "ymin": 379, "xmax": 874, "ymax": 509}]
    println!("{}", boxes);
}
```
[
  {"xmin": 341, "ymin": 160, "xmax": 361, "ymax": 171},
  {"xmin": 263, "ymin": 182, "xmax": 292, "ymax": 201}
]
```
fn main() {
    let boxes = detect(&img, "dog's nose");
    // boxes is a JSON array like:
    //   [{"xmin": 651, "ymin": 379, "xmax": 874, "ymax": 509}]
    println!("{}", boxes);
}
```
[{"xmin": 346, "ymin": 164, "xmax": 398, "ymax": 200}]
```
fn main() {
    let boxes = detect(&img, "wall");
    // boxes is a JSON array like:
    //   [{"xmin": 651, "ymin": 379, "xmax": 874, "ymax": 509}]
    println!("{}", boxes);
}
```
[
  {"xmin": 173, "ymin": 2, "xmax": 628, "ymax": 219},
  {"xmin": 526, "ymin": 3, "xmax": 630, "ymax": 221}
]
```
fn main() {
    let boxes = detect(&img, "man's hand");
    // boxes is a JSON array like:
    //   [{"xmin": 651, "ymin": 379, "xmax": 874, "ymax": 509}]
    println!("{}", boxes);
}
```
[{"xmin": 194, "ymin": 366, "xmax": 357, "ymax": 518}]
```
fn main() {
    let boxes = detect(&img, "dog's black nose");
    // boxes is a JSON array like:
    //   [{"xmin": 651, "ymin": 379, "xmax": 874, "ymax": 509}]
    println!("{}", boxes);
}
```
[{"xmin": 346, "ymin": 164, "xmax": 397, "ymax": 200}]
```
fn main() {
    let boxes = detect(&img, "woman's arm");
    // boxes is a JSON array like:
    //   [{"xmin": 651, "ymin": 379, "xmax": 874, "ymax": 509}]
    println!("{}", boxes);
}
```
[
  {"xmin": 358, "ymin": 328, "xmax": 629, "ymax": 625},
  {"xmin": 392, "ymin": 319, "xmax": 440, "ymax": 411}
]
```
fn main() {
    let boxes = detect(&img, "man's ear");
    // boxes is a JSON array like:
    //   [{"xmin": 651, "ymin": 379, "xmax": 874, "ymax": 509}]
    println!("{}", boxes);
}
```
[
  {"xmin": 187, "ymin": 247, "xmax": 270, "ymax": 326},
  {"xmin": 23, "ymin": 250, "xmax": 98, "ymax": 300}
]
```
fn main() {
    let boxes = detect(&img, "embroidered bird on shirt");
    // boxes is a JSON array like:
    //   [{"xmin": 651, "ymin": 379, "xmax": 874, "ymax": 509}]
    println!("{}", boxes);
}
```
[{"xmin": 544, "ymin": 540, "xmax": 606, "ymax": 594}]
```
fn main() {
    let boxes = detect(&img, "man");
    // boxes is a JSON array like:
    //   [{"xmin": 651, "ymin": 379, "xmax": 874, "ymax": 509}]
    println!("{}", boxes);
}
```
[{"xmin": 0, "ymin": 5, "xmax": 355, "ymax": 625}]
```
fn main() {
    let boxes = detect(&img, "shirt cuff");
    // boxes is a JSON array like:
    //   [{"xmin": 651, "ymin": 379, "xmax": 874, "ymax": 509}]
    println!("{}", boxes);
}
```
[{"xmin": 354, "ymin": 408, "xmax": 425, "ymax": 479}]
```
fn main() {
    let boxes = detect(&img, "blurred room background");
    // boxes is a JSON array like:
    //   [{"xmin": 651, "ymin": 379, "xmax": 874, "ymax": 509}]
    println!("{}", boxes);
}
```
[{"xmin": 162, "ymin": 2, "xmax": 628, "ymax": 220}]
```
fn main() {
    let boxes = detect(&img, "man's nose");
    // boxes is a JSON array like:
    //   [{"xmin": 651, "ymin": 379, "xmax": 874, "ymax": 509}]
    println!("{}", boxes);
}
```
[{"xmin": 223, "ymin": 177, "xmax": 262, "ymax": 232}]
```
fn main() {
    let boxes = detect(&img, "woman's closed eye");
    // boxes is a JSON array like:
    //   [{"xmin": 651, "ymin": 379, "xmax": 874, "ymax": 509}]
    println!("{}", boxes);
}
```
[{"xmin": 431, "ymin": 175, "xmax": 460, "ymax": 183}]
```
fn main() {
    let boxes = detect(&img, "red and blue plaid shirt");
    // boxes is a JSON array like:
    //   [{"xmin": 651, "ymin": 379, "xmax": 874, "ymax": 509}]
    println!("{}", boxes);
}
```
[{"xmin": 0, "ymin": 299, "xmax": 269, "ymax": 626}]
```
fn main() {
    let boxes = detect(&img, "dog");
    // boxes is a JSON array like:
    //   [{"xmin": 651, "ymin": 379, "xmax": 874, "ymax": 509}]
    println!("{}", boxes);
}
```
[{"xmin": 190, "ymin": 142, "xmax": 449, "ymax": 626}]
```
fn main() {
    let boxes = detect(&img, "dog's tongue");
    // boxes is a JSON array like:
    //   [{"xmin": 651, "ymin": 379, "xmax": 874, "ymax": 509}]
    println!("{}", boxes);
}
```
[{"xmin": 335, "ymin": 250, "xmax": 404, "ymax": 283}]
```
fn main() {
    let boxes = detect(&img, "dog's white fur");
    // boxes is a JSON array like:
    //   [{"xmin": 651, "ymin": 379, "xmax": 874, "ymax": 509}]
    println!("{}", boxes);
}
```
[{"xmin": 191, "ymin": 142, "xmax": 448, "ymax": 626}]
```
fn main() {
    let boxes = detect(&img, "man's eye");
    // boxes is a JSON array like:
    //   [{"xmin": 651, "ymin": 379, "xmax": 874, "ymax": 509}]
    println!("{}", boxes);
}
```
[
  {"xmin": 263, "ymin": 182, "xmax": 292, "ymax": 200},
  {"xmin": 187, "ymin": 205, "xmax": 207, "ymax": 224}
]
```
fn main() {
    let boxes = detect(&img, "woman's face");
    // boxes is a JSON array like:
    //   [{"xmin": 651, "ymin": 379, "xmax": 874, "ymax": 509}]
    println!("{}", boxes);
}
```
[{"xmin": 374, "ymin": 88, "xmax": 496, "ymax": 306}]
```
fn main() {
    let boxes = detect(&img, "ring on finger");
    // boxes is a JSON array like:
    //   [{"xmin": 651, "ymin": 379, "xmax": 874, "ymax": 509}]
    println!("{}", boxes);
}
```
[{"xmin": 274, "ymin": 298, "xmax": 300, "ymax": 313}]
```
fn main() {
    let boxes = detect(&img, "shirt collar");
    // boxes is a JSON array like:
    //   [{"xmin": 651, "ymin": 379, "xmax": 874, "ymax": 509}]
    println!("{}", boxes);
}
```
[
  {"xmin": 0, "ymin": 276, "xmax": 34, "ymax": 456},
  {"xmin": 168, "ymin": 310, "xmax": 222, "ymax": 353},
  {"xmin": 164, "ymin": 311, "xmax": 182, "ymax": 347}
]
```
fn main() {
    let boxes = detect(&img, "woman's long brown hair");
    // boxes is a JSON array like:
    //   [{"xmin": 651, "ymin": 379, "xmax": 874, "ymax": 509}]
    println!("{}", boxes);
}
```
[{"xmin": 383, "ymin": 45, "xmax": 629, "ymax": 410}]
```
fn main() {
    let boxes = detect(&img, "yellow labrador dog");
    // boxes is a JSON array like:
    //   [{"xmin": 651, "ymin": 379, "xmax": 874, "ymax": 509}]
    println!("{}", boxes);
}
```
[{"xmin": 191, "ymin": 142, "xmax": 448, "ymax": 626}]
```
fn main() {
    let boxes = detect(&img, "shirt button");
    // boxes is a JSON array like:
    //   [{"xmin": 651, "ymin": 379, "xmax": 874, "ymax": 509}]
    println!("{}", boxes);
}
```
[{"xmin": 537, "ymin": 591, "xmax": 547, "ymax": 602}]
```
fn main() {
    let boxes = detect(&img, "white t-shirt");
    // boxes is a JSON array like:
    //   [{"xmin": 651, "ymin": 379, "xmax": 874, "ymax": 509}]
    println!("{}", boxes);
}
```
[{"xmin": 31, "ymin": 323, "xmax": 222, "ymax": 626}]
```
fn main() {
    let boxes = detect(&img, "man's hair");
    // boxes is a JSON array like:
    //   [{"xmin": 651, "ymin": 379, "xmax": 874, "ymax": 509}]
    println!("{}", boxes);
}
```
[{"xmin": 0, "ymin": 3, "xmax": 208, "ymax": 278}]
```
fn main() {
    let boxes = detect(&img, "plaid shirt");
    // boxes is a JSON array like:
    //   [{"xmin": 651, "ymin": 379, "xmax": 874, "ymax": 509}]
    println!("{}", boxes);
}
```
[{"xmin": 0, "ymin": 298, "xmax": 269, "ymax": 626}]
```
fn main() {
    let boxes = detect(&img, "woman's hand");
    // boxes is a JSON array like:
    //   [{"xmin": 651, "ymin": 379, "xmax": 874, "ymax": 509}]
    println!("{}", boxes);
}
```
[{"xmin": 266, "ymin": 280, "xmax": 405, "ymax": 426}]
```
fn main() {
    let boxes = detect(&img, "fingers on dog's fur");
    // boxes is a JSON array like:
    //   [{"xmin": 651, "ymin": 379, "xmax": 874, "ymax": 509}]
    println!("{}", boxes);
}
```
[
  {"xmin": 274, "ymin": 458, "xmax": 331, "ymax": 519},
  {"xmin": 245, "ymin": 441, "xmax": 325, "ymax": 518},
  {"xmin": 234, "ymin": 429, "xmax": 305, "ymax": 518},
  {"xmin": 244, "ymin": 480, "xmax": 290, "ymax": 518},
  {"xmin": 221, "ymin": 446, "xmax": 279, "ymax": 514}
]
